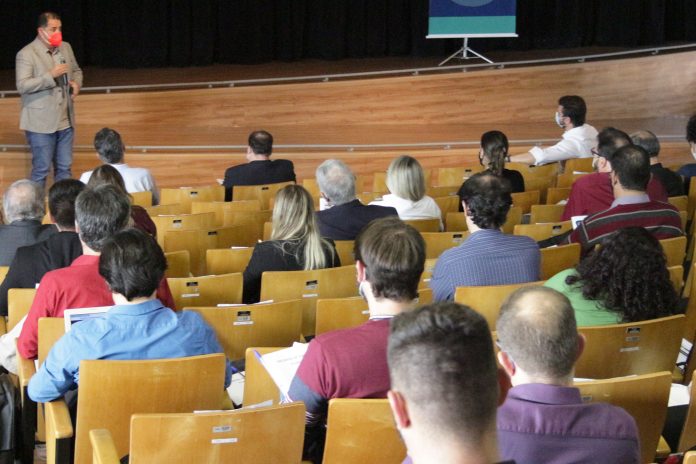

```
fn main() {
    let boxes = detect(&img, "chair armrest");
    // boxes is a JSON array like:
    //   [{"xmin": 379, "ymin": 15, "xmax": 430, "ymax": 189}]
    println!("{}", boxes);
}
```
[
  {"xmin": 45, "ymin": 399, "xmax": 74, "ymax": 464},
  {"xmin": 16, "ymin": 340, "xmax": 36, "ymax": 404},
  {"xmin": 89, "ymin": 429, "xmax": 121, "ymax": 464},
  {"xmin": 0, "ymin": 317, "xmax": 6, "ymax": 336}
]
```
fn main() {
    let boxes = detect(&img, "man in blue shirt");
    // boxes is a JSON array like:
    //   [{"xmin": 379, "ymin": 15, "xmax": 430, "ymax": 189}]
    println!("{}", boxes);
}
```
[
  {"xmin": 430, "ymin": 173, "xmax": 540, "ymax": 301},
  {"xmin": 29, "ymin": 228, "xmax": 233, "ymax": 402}
]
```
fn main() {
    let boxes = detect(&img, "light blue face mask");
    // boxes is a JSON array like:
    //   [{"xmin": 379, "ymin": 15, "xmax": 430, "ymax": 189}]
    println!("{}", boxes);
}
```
[{"xmin": 555, "ymin": 112, "xmax": 565, "ymax": 128}]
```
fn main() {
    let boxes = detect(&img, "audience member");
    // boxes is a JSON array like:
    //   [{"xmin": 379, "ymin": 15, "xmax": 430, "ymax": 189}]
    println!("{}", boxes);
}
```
[
  {"xmin": 472, "ymin": 130, "xmax": 524, "ymax": 193},
  {"xmin": 315, "ymin": 159, "xmax": 397, "ymax": 240},
  {"xmin": 86, "ymin": 164, "xmax": 157, "ymax": 237},
  {"xmin": 288, "ymin": 217, "xmax": 425, "ymax": 462},
  {"xmin": 430, "ymin": 172, "xmax": 540, "ymax": 301},
  {"xmin": 390, "ymin": 302, "xmax": 510, "ymax": 464},
  {"xmin": 0, "ymin": 179, "xmax": 55, "ymax": 265},
  {"xmin": 242, "ymin": 185, "xmax": 340, "ymax": 304},
  {"xmin": 562, "ymin": 127, "xmax": 668, "ymax": 221},
  {"xmin": 677, "ymin": 114, "xmax": 696, "ymax": 192},
  {"xmin": 17, "ymin": 185, "xmax": 175, "ymax": 360},
  {"xmin": 80, "ymin": 127, "xmax": 159, "ymax": 204},
  {"xmin": 28, "ymin": 228, "xmax": 232, "ymax": 403},
  {"xmin": 369, "ymin": 155, "xmax": 442, "ymax": 228},
  {"xmin": 223, "ymin": 130, "xmax": 296, "ymax": 202},
  {"xmin": 496, "ymin": 286, "xmax": 640, "ymax": 463},
  {"xmin": 0, "ymin": 179, "xmax": 84, "ymax": 316},
  {"xmin": 510, "ymin": 96, "xmax": 597, "ymax": 165},
  {"xmin": 566, "ymin": 145, "xmax": 682, "ymax": 250},
  {"xmin": 631, "ymin": 130, "xmax": 683, "ymax": 196}
]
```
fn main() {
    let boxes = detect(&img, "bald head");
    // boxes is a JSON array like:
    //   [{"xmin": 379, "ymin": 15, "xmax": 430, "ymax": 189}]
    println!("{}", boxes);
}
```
[
  {"xmin": 630, "ymin": 130, "xmax": 660, "ymax": 158},
  {"xmin": 3, "ymin": 180, "xmax": 45, "ymax": 223},
  {"xmin": 497, "ymin": 286, "xmax": 579, "ymax": 381}
]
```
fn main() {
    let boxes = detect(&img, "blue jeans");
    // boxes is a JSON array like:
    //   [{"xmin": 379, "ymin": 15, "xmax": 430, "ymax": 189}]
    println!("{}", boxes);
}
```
[{"xmin": 26, "ymin": 127, "xmax": 74, "ymax": 187}]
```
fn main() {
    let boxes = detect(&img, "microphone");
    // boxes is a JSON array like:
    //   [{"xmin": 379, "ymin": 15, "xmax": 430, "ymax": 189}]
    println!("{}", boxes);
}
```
[{"xmin": 54, "ymin": 50, "xmax": 69, "ymax": 87}]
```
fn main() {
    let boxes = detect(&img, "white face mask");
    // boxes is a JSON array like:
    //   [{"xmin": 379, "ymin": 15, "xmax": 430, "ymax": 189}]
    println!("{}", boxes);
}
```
[{"xmin": 555, "ymin": 112, "xmax": 565, "ymax": 128}]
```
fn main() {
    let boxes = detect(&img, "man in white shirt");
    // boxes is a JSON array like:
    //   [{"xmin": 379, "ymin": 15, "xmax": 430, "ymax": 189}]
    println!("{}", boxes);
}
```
[
  {"xmin": 80, "ymin": 127, "xmax": 159, "ymax": 204},
  {"xmin": 510, "ymin": 95, "xmax": 598, "ymax": 166}
]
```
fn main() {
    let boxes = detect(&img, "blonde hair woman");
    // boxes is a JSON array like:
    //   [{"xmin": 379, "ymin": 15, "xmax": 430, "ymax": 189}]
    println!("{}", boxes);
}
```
[
  {"xmin": 370, "ymin": 155, "xmax": 442, "ymax": 229},
  {"xmin": 242, "ymin": 184, "xmax": 340, "ymax": 304}
]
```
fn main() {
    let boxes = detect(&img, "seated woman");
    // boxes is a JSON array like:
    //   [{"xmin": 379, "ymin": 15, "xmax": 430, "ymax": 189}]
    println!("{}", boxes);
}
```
[
  {"xmin": 544, "ymin": 227, "xmax": 679, "ymax": 326},
  {"xmin": 466, "ymin": 130, "xmax": 525, "ymax": 194},
  {"xmin": 243, "ymin": 185, "xmax": 340, "ymax": 304},
  {"xmin": 87, "ymin": 164, "xmax": 157, "ymax": 237},
  {"xmin": 370, "ymin": 155, "xmax": 442, "ymax": 228}
]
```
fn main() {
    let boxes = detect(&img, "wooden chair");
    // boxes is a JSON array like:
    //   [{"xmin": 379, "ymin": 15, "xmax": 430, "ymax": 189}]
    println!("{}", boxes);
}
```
[
  {"xmin": 539, "ymin": 243, "xmax": 581, "ymax": 280},
  {"xmin": 454, "ymin": 281, "xmax": 545, "ymax": 328},
  {"xmin": 334, "ymin": 240, "xmax": 355, "ymax": 265},
  {"xmin": 372, "ymin": 172, "xmax": 388, "ymax": 194},
  {"xmin": 433, "ymin": 195, "xmax": 460, "ymax": 222},
  {"xmin": 660, "ymin": 236, "xmax": 687, "ymax": 267},
  {"xmin": 403, "ymin": 218, "xmax": 440, "ymax": 233},
  {"xmin": 507, "ymin": 162, "xmax": 559, "ymax": 179},
  {"xmin": 0, "ymin": 265, "xmax": 9, "ymax": 284},
  {"xmin": 513, "ymin": 221, "xmax": 571, "ymax": 241},
  {"xmin": 434, "ymin": 166, "xmax": 484, "ymax": 187},
  {"xmin": 669, "ymin": 265, "xmax": 685, "ymax": 293},
  {"xmin": 688, "ymin": 177, "xmax": 696, "ymax": 223},
  {"xmin": 556, "ymin": 172, "xmax": 589, "ymax": 188},
  {"xmin": 167, "ymin": 273, "xmax": 243, "ymax": 309},
  {"xmin": 260, "ymin": 265, "xmax": 359, "ymax": 336},
  {"xmin": 357, "ymin": 192, "xmax": 379, "ymax": 204},
  {"xmin": 143, "ymin": 203, "xmax": 187, "ymax": 217},
  {"xmin": 529, "ymin": 204, "xmax": 565, "ymax": 224},
  {"xmin": 160, "ymin": 185, "xmax": 224, "ymax": 213},
  {"xmin": 187, "ymin": 300, "xmax": 303, "ymax": 360},
  {"xmin": 511, "ymin": 190, "xmax": 541, "ymax": 214},
  {"xmin": 421, "ymin": 231, "xmax": 469, "ymax": 259},
  {"xmin": 501, "ymin": 206, "xmax": 524, "ymax": 234},
  {"xmin": 151, "ymin": 212, "xmax": 216, "ymax": 247},
  {"xmin": 685, "ymin": 452, "xmax": 696, "ymax": 464},
  {"xmin": 323, "ymin": 399, "xmax": 406, "ymax": 464},
  {"xmin": 574, "ymin": 315, "xmax": 685, "ymax": 379},
  {"xmin": 191, "ymin": 199, "xmax": 261, "ymax": 227},
  {"xmin": 677, "ymin": 374, "xmax": 696, "ymax": 452},
  {"xmin": 222, "ymin": 209, "xmax": 272, "ymax": 242},
  {"xmin": 564, "ymin": 157, "xmax": 594, "ymax": 173},
  {"xmin": 243, "ymin": 347, "xmax": 284, "ymax": 406},
  {"xmin": 206, "ymin": 247, "xmax": 254, "ymax": 275},
  {"xmin": 669, "ymin": 195, "xmax": 688, "ymax": 212},
  {"xmin": 129, "ymin": 191, "xmax": 152, "ymax": 207},
  {"xmin": 316, "ymin": 296, "xmax": 369, "ymax": 336},
  {"xmin": 263, "ymin": 221, "xmax": 272, "ymax": 241},
  {"xmin": 44, "ymin": 354, "xmax": 226, "ymax": 464},
  {"xmin": 420, "ymin": 258, "xmax": 437, "ymax": 290},
  {"xmin": 524, "ymin": 176, "xmax": 553, "ymax": 204},
  {"xmin": 233, "ymin": 181, "xmax": 294, "ymax": 209},
  {"xmin": 426, "ymin": 186, "xmax": 458, "ymax": 198},
  {"xmin": 164, "ymin": 250, "xmax": 191, "ymax": 278},
  {"xmin": 546, "ymin": 186, "xmax": 572, "ymax": 205},
  {"xmin": 8, "ymin": 288, "xmax": 37, "ymax": 331},
  {"xmin": 575, "ymin": 371, "xmax": 671, "ymax": 464},
  {"xmin": 89, "ymin": 403, "xmax": 306, "ymax": 464}
]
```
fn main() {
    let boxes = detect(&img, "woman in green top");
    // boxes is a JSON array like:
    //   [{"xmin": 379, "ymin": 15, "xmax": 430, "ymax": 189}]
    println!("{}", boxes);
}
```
[{"xmin": 544, "ymin": 227, "xmax": 679, "ymax": 326}]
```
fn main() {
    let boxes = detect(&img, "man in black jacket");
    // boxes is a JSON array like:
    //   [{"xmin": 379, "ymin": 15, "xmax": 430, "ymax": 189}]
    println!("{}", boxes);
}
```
[{"xmin": 631, "ymin": 130, "xmax": 684, "ymax": 197}]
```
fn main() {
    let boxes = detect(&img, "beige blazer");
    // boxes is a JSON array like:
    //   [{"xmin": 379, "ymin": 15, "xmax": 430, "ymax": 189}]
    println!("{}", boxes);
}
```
[{"xmin": 16, "ymin": 38, "xmax": 83, "ymax": 133}]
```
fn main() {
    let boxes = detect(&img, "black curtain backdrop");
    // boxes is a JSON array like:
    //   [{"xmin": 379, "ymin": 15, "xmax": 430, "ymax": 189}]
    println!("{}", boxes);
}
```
[{"xmin": 1, "ymin": 0, "xmax": 695, "ymax": 70}]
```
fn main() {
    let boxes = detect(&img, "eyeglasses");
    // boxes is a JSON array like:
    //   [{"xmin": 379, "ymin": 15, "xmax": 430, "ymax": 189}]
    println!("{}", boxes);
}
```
[{"xmin": 591, "ymin": 148, "xmax": 599, "ymax": 156}]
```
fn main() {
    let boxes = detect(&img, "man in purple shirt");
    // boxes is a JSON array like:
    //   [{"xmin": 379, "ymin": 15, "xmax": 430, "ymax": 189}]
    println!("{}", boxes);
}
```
[{"xmin": 496, "ymin": 286, "xmax": 640, "ymax": 464}]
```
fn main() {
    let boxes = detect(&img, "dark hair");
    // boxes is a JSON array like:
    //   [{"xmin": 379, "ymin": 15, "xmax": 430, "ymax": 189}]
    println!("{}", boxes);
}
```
[
  {"xmin": 388, "ymin": 302, "xmax": 498, "ymax": 441},
  {"xmin": 248, "ymin": 130, "xmax": 273, "ymax": 156},
  {"xmin": 99, "ymin": 228, "xmax": 166, "ymax": 301},
  {"xmin": 354, "ymin": 217, "xmax": 425, "ymax": 302},
  {"xmin": 558, "ymin": 95, "xmax": 587, "ymax": 127},
  {"xmin": 597, "ymin": 127, "xmax": 631, "ymax": 159},
  {"xmin": 458, "ymin": 172, "xmax": 512, "ymax": 229},
  {"xmin": 75, "ymin": 185, "xmax": 131, "ymax": 252},
  {"xmin": 609, "ymin": 145, "xmax": 650, "ymax": 191},
  {"xmin": 480, "ymin": 130, "xmax": 509, "ymax": 176},
  {"xmin": 87, "ymin": 164, "xmax": 132, "ymax": 201},
  {"xmin": 498, "ymin": 286, "xmax": 578, "ymax": 379},
  {"xmin": 48, "ymin": 179, "xmax": 85, "ymax": 229},
  {"xmin": 630, "ymin": 130, "xmax": 660, "ymax": 158},
  {"xmin": 687, "ymin": 114, "xmax": 696, "ymax": 144},
  {"xmin": 38, "ymin": 12, "xmax": 60, "ymax": 28},
  {"xmin": 93, "ymin": 128, "xmax": 125, "ymax": 164},
  {"xmin": 566, "ymin": 227, "xmax": 679, "ymax": 323}
]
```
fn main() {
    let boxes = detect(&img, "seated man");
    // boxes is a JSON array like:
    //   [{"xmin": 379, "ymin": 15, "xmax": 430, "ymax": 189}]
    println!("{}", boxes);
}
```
[
  {"xmin": 314, "ymin": 159, "xmax": 397, "ymax": 240},
  {"xmin": 288, "ymin": 217, "xmax": 425, "ymax": 462},
  {"xmin": 17, "ymin": 184, "xmax": 175, "ymax": 360},
  {"xmin": 80, "ymin": 128, "xmax": 160, "ymax": 204},
  {"xmin": 496, "ymin": 286, "xmax": 640, "ymax": 463},
  {"xmin": 28, "ymin": 228, "xmax": 232, "ymax": 402},
  {"xmin": 567, "ymin": 144, "xmax": 682, "ymax": 251},
  {"xmin": 0, "ymin": 178, "xmax": 84, "ymax": 316},
  {"xmin": 0, "ymin": 179, "xmax": 55, "ymax": 265},
  {"xmin": 562, "ymin": 127, "xmax": 667, "ymax": 220},
  {"xmin": 223, "ymin": 130, "xmax": 296, "ymax": 201},
  {"xmin": 510, "ymin": 95, "xmax": 597, "ymax": 165},
  {"xmin": 632, "ymin": 129, "xmax": 684, "ymax": 197},
  {"xmin": 676, "ymin": 113, "xmax": 696, "ymax": 192},
  {"xmin": 430, "ymin": 173, "xmax": 540, "ymax": 301},
  {"xmin": 389, "ymin": 302, "xmax": 511, "ymax": 464}
]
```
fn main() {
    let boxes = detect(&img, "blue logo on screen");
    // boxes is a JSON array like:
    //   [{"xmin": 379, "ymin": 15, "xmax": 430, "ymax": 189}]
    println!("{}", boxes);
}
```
[{"xmin": 450, "ymin": 0, "xmax": 494, "ymax": 6}]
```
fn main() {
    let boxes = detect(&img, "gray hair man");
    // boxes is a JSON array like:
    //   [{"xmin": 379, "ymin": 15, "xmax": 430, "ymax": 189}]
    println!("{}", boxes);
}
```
[{"xmin": 631, "ymin": 130, "xmax": 683, "ymax": 196}]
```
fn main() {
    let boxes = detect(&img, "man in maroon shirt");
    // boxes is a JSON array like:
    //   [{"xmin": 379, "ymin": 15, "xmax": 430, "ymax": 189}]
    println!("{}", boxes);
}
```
[{"xmin": 17, "ymin": 184, "xmax": 175, "ymax": 360}]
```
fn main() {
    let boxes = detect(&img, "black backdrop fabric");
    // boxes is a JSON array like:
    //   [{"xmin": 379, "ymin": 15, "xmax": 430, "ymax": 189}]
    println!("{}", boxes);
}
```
[{"xmin": 1, "ymin": 0, "xmax": 695, "ymax": 70}]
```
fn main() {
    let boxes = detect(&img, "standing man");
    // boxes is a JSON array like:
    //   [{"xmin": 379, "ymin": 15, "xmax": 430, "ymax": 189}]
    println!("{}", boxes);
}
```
[{"xmin": 16, "ymin": 11, "xmax": 83, "ymax": 187}]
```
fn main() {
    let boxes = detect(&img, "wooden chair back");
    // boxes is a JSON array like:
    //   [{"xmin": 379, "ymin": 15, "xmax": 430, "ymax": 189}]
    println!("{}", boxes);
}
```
[
  {"xmin": 669, "ymin": 195, "xmax": 688, "ymax": 212},
  {"xmin": 37, "ymin": 317, "xmax": 66, "ymax": 365},
  {"xmin": 421, "ymin": 231, "xmax": 469, "ymax": 259},
  {"xmin": 260, "ymin": 265, "xmax": 359, "ymax": 336},
  {"xmin": 433, "ymin": 195, "xmax": 460, "ymax": 221},
  {"xmin": 454, "ymin": 281, "xmax": 545, "ymax": 328},
  {"xmin": 529, "ymin": 204, "xmax": 565, "ymax": 224},
  {"xmin": 233, "ymin": 181, "xmax": 294, "ymax": 209},
  {"xmin": 445, "ymin": 207, "xmax": 523, "ymax": 234},
  {"xmin": 426, "ymin": 186, "xmax": 457, "ymax": 198},
  {"xmin": 688, "ymin": 177, "xmax": 696, "ymax": 222},
  {"xmin": 563, "ymin": 157, "xmax": 594, "ymax": 173},
  {"xmin": 191, "ymin": 200, "xmax": 261, "ymax": 227},
  {"xmin": 524, "ymin": 176, "xmax": 553, "ymax": 204},
  {"xmin": 143, "ymin": 203, "xmax": 187, "ymax": 217},
  {"xmin": 323, "ymin": 399, "xmax": 406, "ymax": 464},
  {"xmin": 206, "ymin": 248, "xmax": 254, "ymax": 275},
  {"xmin": 302, "ymin": 178, "xmax": 321, "ymax": 198},
  {"xmin": 576, "ymin": 371, "xmax": 671, "ymax": 464},
  {"xmin": 513, "ymin": 221, "xmax": 571, "ymax": 241},
  {"xmin": 129, "ymin": 191, "xmax": 152, "ymax": 207},
  {"xmin": 417, "ymin": 287, "xmax": 434, "ymax": 305},
  {"xmin": 0, "ymin": 266, "xmax": 8, "ymax": 284},
  {"xmin": 334, "ymin": 240, "xmax": 355, "ymax": 265},
  {"xmin": 420, "ymin": 258, "xmax": 437, "ymax": 290},
  {"xmin": 546, "ymin": 186, "xmax": 572, "ymax": 205},
  {"xmin": 678, "ymin": 374, "xmax": 696, "ymax": 452},
  {"xmin": 151, "ymin": 212, "xmax": 216, "ymax": 247},
  {"xmin": 164, "ymin": 250, "xmax": 190, "ymax": 278},
  {"xmin": 507, "ymin": 162, "xmax": 559, "ymax": 179},
  {"xmin": 434, "ymin": 166, "xmax": 483, "ymax": 187},
  {"xmin": 222, "ymin": 209, "xmax": 272, "ymax": 242},
  {"xmin": 263, "ymin": 221, "xmax": 272, "ymax": 241},
  {"xmin": 669, "ymin": 265, "xmax": 684, "ymax": 293},
  {"xmin": 8, "ymin": 288, "xmax": 37, "ymax": 331},
  {"xmin": 167, "ymin": 273, "xmax": 243, "ymax": 309},
  {"xmin": 372, "ymin": 172, "xmax": 388, "ymax": 194},
  {"xmin": 660, "ymin": 236, "xmax": 687, "ymax": 267},
  {"xmin": 357, "ymin": 192, "xmax": 379, "ymax": 204},
  {"xmin": 556, "ymin": 172, "xmax": 589, "ymax": 188},
  {"xmin": 68, "ymin": 354, "xmax": 226, "ymax": 464},
  {"xmin": 315, "ymin": 297, "xmax": 369, "ymax": 336},
  {"xmin": 511, "ymin": 190, "xmax": 540, "ymax": 214},
  {"xmin": 575, "ymin": 315, "xmax": 685, "ymax": 379},
  {"xmin": 539, "ymin": 243, "xmax": 580, "ymax": 280},
  {"xmin": 187, "ymin": 300, "xmax": 303, "ymax": 360},
  {"xmin": 160, "ymin": 186, "xmax": 224, "ymax": 213},
  {"xmin": 403, "ymin": 218, "xmax": 440, "ymax": 233},
  {"xmin": 243, "ymin": 347, "xmax": 284, "ymax": 406}
]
